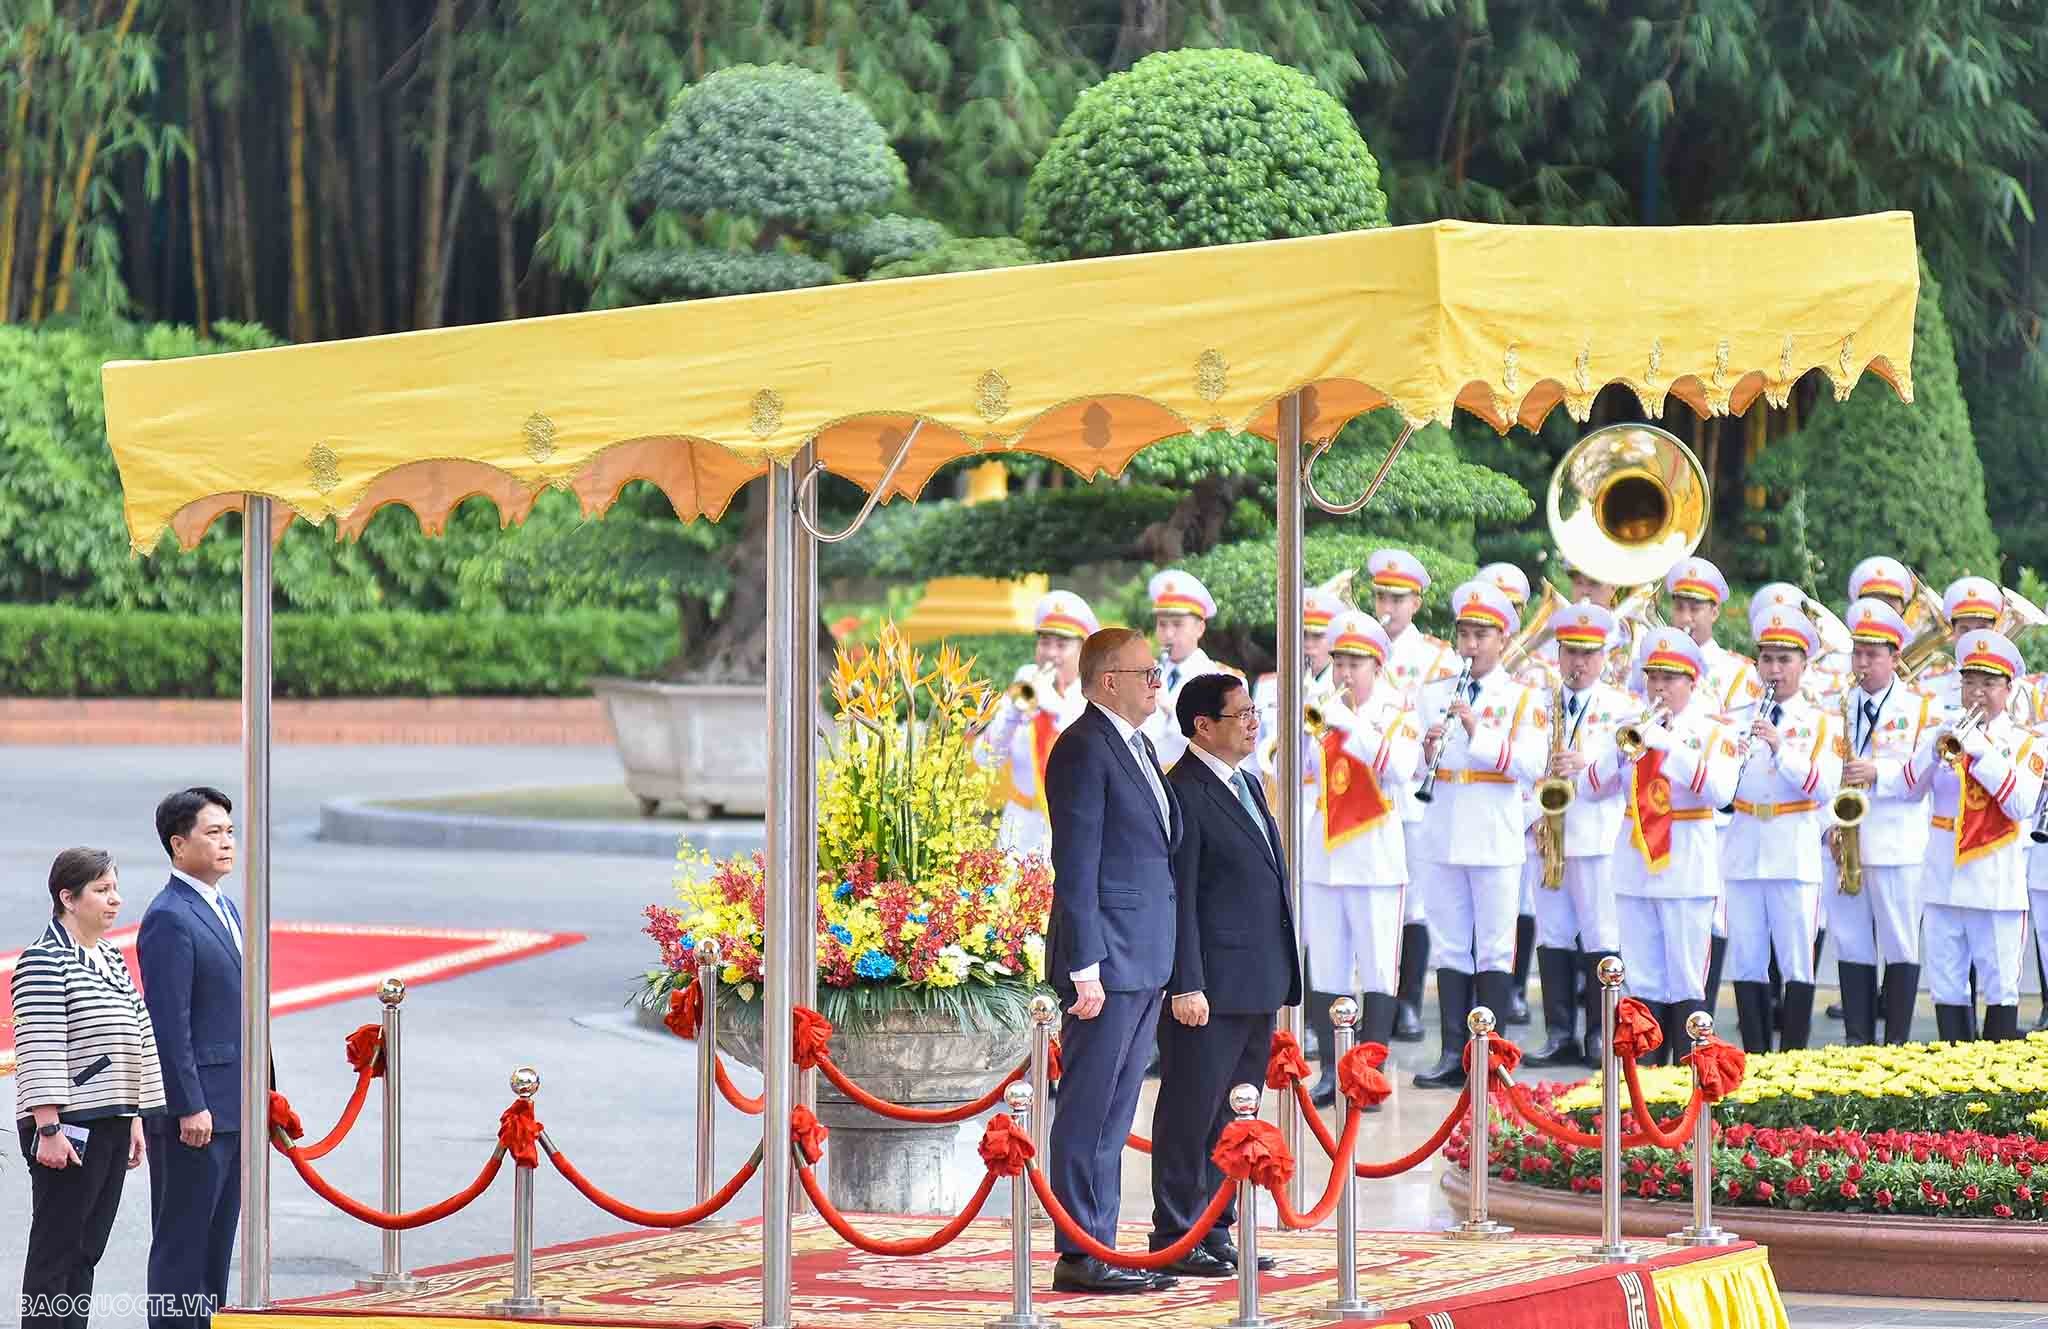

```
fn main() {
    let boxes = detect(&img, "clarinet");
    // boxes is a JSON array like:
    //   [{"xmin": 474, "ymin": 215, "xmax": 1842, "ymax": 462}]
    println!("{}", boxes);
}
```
[
  {"xmin": 1414, "ymin": 658, "xmax": 1474, "ymax": 804},
  {"xmin": 1719, "ymin": 682, "xmax": 1777, "ymax": 816}
]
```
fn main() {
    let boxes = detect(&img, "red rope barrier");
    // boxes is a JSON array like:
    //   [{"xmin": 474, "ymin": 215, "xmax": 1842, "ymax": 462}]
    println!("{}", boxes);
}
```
[
  {"xmin": 274, "ymin": 1135, "xmax": 504, "ymax": 1230},
  {"xmin": 716, "ymin": 1057, "xmax": 765, "ymax": 1115},
  {"xmin": 1028, "ymin": 1165, "xmax": 1232, "ymax": 1270},
  {"xmin": 1126, "ymin": 1133, "xmax": 1151, "ymax": 1154},
  {"xmin": 1271, "ymin": 1105, "xmax": 1363, "ymax": 1230},
  {"xmin": 799, "ymin": 1162, "xmax": 999, "ymax": 1255},
  {"xmin": 1500, "ymin": 1080, "xmax": 1603, "ymax": 1149},
  {"xmin": 813, "ymin": 1053, "xmax": 1029, "ymax": 1125},
  {"xmin": 1617, "ymin": 1058, "xmax": 1704, "ymax": 1149},
  {"xmin": 296, "ymin": 1064, "xmax": 377, "ymax": 1162},
  {"xmin": 548, "ymin": 1144, "xmax": 762, "ymax": 1228},
  {"xmin": 1290, "ymin": 1073, "xmax": 1471, "ymax": 1178}
]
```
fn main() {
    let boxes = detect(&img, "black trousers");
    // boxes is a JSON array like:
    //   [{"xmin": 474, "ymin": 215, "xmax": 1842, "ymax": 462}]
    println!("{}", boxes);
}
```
[
  {"xmin": 18, "ymin": 1117, "xmax": 133, "ymax": 1329},
  {"xmin": 146, "ymin": 1122, "xmax": 240, "ymax": 1329},
  {"xmin": 1149, "ymin": 1008, "xmax": 1272, "ymax": 1249}
]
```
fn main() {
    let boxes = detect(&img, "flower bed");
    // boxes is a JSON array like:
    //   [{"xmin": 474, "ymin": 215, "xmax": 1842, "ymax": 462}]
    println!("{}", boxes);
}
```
[{"xmin": 1459, "ymin": 1071, "xmax": 2048, "ymax": 1221}]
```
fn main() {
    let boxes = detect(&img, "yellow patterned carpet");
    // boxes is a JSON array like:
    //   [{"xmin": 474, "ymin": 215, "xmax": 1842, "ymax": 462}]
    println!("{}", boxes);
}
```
[{"xmin": 215, "ymin": 1218, "xmax": 1787, "ymax": 1329}]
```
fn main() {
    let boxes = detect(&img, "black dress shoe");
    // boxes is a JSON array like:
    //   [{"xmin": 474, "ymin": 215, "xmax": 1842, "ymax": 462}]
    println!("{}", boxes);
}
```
[
  {"xmin": 1052, "ymin": 1255, "xmax": 1168, "ymax": 1294},
  {"xmin": 1522, "ymin": 1034, "xmax": 1582, "ymax": 1067},
  {"xmin": 1825, "ymin": 1002, "xmax": 1845, "ymax": 1020},
  {"xmin": 1157, "ymin": 1245, "xmax": 1234, "ymax": 1278},
  {"xmin": 1206, "ymin": 1241, "xmax": 1276, "ymax": 1271}
]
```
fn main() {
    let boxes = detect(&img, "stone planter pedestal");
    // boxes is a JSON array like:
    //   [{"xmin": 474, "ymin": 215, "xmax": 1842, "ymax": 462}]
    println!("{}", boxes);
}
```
[
  {"xmin": 718, "ymin": 996, "xmax": 1029, "ymax": 1215},
  {"xmin": 591, "ymin": 677, "xmax": 767, "ymax": 819}
]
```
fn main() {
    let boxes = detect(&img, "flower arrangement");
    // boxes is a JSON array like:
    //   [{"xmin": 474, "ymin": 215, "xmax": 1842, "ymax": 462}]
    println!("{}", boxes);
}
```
[
  {"xmin": 639, "ymin": 624, "xmax": 1054, "ymax": 1032},
  {"xmin": 1550, "ymin": 1033, "xmax": 2048, "ymax": 1136},
  {"xmin": 1453, "ymin": 1078, "xmax": 2048, "ymax": 1221}
]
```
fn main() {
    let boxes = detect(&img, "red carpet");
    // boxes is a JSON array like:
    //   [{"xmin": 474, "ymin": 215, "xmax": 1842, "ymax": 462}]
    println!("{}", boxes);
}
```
[
  {"xmin": 213, "ymin": 1219, "xmax": 1783, "ymax": 1328},
  {"xmin": 0, "ymin": 922, "xmax": 584, "ymax": 1074}
]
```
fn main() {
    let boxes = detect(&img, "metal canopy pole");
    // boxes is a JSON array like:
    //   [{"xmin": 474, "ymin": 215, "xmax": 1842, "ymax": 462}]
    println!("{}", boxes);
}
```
[
  {"xmin": 759, "ymin": 465, "xmax": 801, "ymax": 1329},
  {"xmin": 240, "ymin": 495, "xmax": 275, "ymax": 1310},
  {"xmin": 791, "ymin": 441, "xmax": 819, "ymax": 1216},
  {"xmin": 1274, "ymin": 394, "xmax": 1308, "ymax": 1214}
]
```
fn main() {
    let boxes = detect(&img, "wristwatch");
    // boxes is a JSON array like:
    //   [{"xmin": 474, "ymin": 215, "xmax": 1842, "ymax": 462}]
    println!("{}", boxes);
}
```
[{"xmin": 37, "ymin": 1122, "xmax": 61, "ymax": 1138}]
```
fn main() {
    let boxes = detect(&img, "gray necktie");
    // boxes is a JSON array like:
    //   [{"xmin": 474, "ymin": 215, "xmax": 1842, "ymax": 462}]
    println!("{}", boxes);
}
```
[
  {"xmin": 1131, "ymin": 733, "xmax": 1169, "ymax": 827},
  {"xmin": 1231, "ymin": 770, "xmax": 1272, "ymax": 852}
]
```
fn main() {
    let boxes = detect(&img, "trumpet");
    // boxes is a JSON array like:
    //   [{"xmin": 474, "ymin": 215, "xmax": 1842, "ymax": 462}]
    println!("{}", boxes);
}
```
[
  {"xmin": 1533, "ymin": 686, "xmax": 1573, "ymax": 888},
  {"xmin": 1414, "ymin": 658, "xmax": 1474, "ymax": 804},
  {"xmin": 1304, "ymin": 701, "xmax": 1327, "ymax": 736},
  {"xmin": 1007, "ymin": 666, "xmax": 1056, "ymax": 713},
  {"xmin": 1935, "ymin": 707, "xmax": 1985, "ymax": 763},
  {"xmin": 1615, "ymin": 703, "xmax": 1671, "ymax": 761}
]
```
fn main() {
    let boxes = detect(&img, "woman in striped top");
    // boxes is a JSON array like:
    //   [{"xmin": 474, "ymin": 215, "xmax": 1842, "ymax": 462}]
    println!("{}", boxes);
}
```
[{"xmin": 13, "ymin": 848, "xmax": 166, "ymax": 1329}]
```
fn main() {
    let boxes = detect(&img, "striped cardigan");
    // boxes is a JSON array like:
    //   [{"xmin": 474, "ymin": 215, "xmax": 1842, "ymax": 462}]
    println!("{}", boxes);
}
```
[{"xmin": 11, "ymin": 920, "xmax": 167, "ymax": 1124}]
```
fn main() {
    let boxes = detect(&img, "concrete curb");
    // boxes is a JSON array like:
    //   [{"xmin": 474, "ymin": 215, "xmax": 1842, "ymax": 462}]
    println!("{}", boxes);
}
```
[{"xmin": 317, "ymin": 793, "xmax": 765, "ymax": 860}]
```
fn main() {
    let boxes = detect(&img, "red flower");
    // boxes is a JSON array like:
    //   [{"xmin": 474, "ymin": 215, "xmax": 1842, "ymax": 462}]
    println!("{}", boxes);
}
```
[
  {"xmin": 1501, "ymin": 1167, "xmax": 1520, "ymax": 1183},
  {"xmin": 1787, "ymin": 1176, "xmax": 1813, "ymax": 1198},
  {"xmin": 1649, "ymin": 1163, "xmax": 1666, "ymax": 1181},
  {"xmin": 1638, "ymin": 1179, "xmax": 1657, "ymax": 1198},
  {"xmin": 1839, "ymin": 1182, "xmax": 1859, "ymax": 1200},
  {"xmin": 1816, "ymin": 1161, "xmax": 1833, "ymax": 1182},
  {"xmin": 2021, "ymin": 1161, "xmax": 2035, "ymax": 1177},
  {"xmin": 1755, "ymin": 1181, "xmax": 1775, "ymax": 1201},
  {"xmin": 2020, "ymin": 1184, "xmax": 2035, "ymax": 1203},
  {"xmin": 1741, "ymin": 1152, "xmax": 1759, "ymax": 1169},
  {"xmin": 1664, "ymin": 1182, "xmax": 1684, "ymax": 1196},
  {"xmin": 1725, "ymin": 1181, "xmax": 1745, "ymax": 1200},
  {"xmin": 1963, "ymin": 1183, "xmax": 1982, "ymax": 1201},
  {"xmin": 1874, "ymin": 1188, "xmax": 1895, "ymax": 1209},
  {"xmin": 1995, "ymin": 1204, "xmax": 2015, "ymax": 1218},
  {"xmin": 1846, "ymin": 1162, "xmax": 1864, "ymax": 1182},
  {"xmin": 1570, "ymin": 1176, "xmax": 1589, "ymax": 1193}
]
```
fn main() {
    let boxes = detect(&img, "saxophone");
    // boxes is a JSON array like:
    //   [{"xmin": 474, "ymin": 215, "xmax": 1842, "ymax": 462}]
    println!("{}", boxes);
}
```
[
  {"xmin": 1533, "ymin": 685, "xmax": 1572, "ymax": 888},
  {"xmin": 1830, "ymin": 675, "xmax": 1869, "ymax": 897}
]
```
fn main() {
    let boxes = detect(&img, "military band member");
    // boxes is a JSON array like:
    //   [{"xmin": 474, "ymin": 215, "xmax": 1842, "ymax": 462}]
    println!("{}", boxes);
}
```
[
  {"xmin": 1723, "ymin": 611, "xmax": 1842, "ymax": 1053},
  {"xmin": 1825, "ymin": 599, "xmax": 1936, "ymax": 1045},
  {"xmin": 1748, "ymin": 583, "xmax": 1846, "ymax": 703},
  {"xmin": 976, "ymin": 592, "xmax": 1097, "ymax": 856},
  {"xmin": 1287, "ymin": 611, "xmax": 1421, "ymax": 1102},
  {"xmin": 1253, "ymin": 586, "xmax": 1343, "ymax": 768},
  {"xmin": 1847, "ymin": 557, "xmax": 1915, "ymax": 619},
  {"xmin": 2028, "ymin": 752, "xmax": 2048, "ymax": 1030},
  {"xmin": 1901, "ymin": 630, "xmax": 2045, "ymax": 1041},
  {"xmin": 1409, "ymin": 581, "xmax": 1549, "ymax": 1088},
  {"xmin": 1585, "ymin": 628, "xmax": 1741, "ymax": 1063},
  {"xmin": 1925, "ymin": 577, "xmax": 2040, "ymax": 724},
  {"xmin": 1664, "ymin": 557, "xmax": 1765, "ymax": 715},
  {"xmin": 1523, "ymin": 603, "xmax": 1633, "ymax": 1068},
  {"xmin": 1143, "ymin": 571, "xmax": 1233, "ymax": 772},
  {"xmin": 1482, "ymin": 560, "xmax": 1547, "ymax": 1026},
  {"xmin": 1542, "ymin": 559, "xmax": 1636, "ymax": 688}
]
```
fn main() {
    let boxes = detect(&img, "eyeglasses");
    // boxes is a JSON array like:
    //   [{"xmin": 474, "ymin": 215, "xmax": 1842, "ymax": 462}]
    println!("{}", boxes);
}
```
[
  {"xmin": 1105, "ymin": 667, "xmax": 1164, "ymax": 687},
  {"xmin": 1216, "ymin": 707, "xmax": 1259, "ymax": 723}
]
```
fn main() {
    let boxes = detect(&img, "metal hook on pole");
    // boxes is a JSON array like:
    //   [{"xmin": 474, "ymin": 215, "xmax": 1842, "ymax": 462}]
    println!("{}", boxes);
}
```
[
  {"xmin": 1301, "ymin": 422, "xmax": 1418, "ymax": 517},
  {"xmin": 792, "ymin": 420, "xmax": 926, "ymax": 544}
]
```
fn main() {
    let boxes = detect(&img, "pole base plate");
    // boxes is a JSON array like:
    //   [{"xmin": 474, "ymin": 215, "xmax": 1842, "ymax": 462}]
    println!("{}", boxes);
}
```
[
  {"xmin": 481, "ymin": 1298, "xmax": 558, "ymax": 1317},
  {"xmin": 984, "ymin": 1314, "xmax": 1062, "ymax": 1329},
  {"xmin": 1577, "ymin": 1242, "xmax": 1639, "ymax": 1264},
  {"xmin": 1446, "ymin": 1219, "xmax": 1515, "ymax": 1240},
  {"xmin": 352, "ymin": 1273, "xmax": 424, "ymax": 1293},
  {"xmin": 1320, "ymin": 1296, "xmax": 1387, "ymax": 1320},
  {"xmin": 1667, "ymin": 1225, "xmax": 1742, "ymax": 1247}
]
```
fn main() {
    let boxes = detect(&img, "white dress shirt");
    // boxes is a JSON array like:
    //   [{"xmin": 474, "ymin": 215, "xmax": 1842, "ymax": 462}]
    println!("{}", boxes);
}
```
[{"xmin": 172, "ymin": 868, "xmax": 242, "ymax": 952}]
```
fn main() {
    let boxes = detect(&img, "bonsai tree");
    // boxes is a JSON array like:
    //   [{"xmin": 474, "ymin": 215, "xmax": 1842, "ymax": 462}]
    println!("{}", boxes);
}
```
[
  {"xmin": 877, "ymin": 49, "xmax": 1531, "ymax": 668},
  {"xmin": 1747, "ymin": 258, "xmax": 2000, "ymax": 592}
]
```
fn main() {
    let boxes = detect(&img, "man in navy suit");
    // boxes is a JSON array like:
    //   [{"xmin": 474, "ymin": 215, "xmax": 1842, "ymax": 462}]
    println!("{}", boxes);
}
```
[
  {"xmin": 139, "ymin": 787, "xmax": 244, "ymax": 1329},
  {"xmin": 1043, "ymin": 627, "xmax": 1183, "ymax": 1295},
  {"xmin": 1150, "ymin": 673, "xmax": 1300, "ymax": 1276}
]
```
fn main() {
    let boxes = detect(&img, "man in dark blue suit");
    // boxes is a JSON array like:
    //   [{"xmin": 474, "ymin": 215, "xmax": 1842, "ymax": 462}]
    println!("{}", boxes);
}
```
[
  {"xmin": 1043, "ymin": 627, "xmax": 1183, "ymax": 1295},
  {"xmin": 1150, "ymin": 674, "xmax": 1300, "ymax": 1275},
  {"xmin": 139, "ymin": 787, "xmax": 244, "ymax": 1329}
]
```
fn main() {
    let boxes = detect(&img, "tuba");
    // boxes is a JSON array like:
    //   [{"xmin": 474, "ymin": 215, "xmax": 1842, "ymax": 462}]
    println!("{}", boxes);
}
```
[
  {"xmin": 1996, "ymin": 584, "xmax": 2048, "ymax": 638},
  {"xmin": 1546, "ymin": 423, "xmax": 1710, "ymax": 590},
  {"xmin": 1501, "ymin": 581, "xmax": 1570, "ymax": 676},
  {"xmin": 1533, "ymin": 685, "xmax": 1573, "ymax": 888}
]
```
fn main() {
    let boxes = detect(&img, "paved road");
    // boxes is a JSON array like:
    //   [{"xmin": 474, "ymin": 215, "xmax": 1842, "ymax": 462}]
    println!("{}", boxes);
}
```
[{"xmin": 1, "ymin": 745, "xmax": 769, "ymax": 1326}]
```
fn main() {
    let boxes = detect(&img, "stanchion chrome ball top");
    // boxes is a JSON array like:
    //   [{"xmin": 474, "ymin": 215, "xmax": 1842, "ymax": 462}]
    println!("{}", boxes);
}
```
[
  {"xmin": 1330, "ymin": 996, "xmax": 1359, "ymax": 1027},
  {"xmin": 696, "ymin": 937, "xmax": 723, "ymax": 966},
  {"xmin": 1229, "ymin": 1083, "xmax": 1261, "ymax": 1117},
  {"xmin": 1685, "ymin": 1009, "xmax": 1715, "ymax": 1042},
  {"xmin": 510, "ymin": 1067, "xmax": 541, "ymax": 1098},
  {"xmin": 1467, "ymin": 1006, "xmax": 1496, "ymax": 1037},
  {"xmin": 379, "ymin": 977, "xmax": 407, "ymax": 1006},
  {"xmin": 1005, "ymin": 1081, "xmax": 1033, "ymax": 1114},
  {"xmin": 1597, "ymin": 955, "xmax": 1626, "ymax": 987},
  {"xmin": 1029, "ymin": 993, "xmax": 1059, "ymax": 1026}
]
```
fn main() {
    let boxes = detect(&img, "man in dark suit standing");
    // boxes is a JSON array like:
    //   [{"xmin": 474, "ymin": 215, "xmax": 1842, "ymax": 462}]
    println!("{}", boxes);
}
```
[
  {"xmin": 1149, "ymin": 673, "xmax": 1301, "ymax": 1276},
  {"xmin": 1043, "ymin": 627, "xmax": 1183, "ymax": 1295},
  {"xmin": 139, "ymin": 787, "xmax": 244, "ymax": 1329}
]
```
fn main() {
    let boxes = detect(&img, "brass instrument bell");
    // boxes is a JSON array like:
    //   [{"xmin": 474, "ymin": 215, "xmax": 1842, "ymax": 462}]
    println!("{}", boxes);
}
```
[{"xmin": 1545, "ymin": 424, "xmax": 1710, "ymax": 590}]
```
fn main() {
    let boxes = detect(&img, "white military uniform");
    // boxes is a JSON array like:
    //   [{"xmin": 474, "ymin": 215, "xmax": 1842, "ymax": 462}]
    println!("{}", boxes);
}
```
[
  {"xmin": 1414, "ymin": 665, "xmax": 1549, "ymax": 974},
  {"xmin": 1146, "ymin": 645, "xmax": 1225, "ymax": 772},
  {"xmin": 1292, "ymin": 681, "xmax": 1422, "ymax": 995},
  {"xmin": 1387, "ymin": 621, "xmax": 1459, "ymax": 923},
  {"xmin": 1590, "ymin": 689, "xmax": 1741, "ymax": 1005},
  {"xmin": 1826, "ymin": 679, "xmax": 1937, "ymax": 966},
  {"xmin": 978, "ymin": 668, "xmax": 1087, "ymax": 856},
  {"xmin": 1723, "ymin": 690, "xmax": 1842, "ymax": 985},
  {"xmin": 1530, "ymin": 678, "xmax": 1634, "ymax": 954},
  {"xmin": 1906, "ymin": 711, "xmax": 2044, "ymax": 1008}
]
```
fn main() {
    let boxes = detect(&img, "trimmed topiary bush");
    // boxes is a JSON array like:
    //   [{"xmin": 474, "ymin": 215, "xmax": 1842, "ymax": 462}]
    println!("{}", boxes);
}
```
[
  {"xmin": 868, "ymin": 237, "xmax": 1037, "ymax": 280},
  {"xmin": 1022, "ymin": 48, "xmax": 1388, "ymax": 259}
]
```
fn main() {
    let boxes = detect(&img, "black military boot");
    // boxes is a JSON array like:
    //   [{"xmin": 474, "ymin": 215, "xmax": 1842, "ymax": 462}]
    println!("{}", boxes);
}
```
[
  {"xmin": 1934, "ymin": 1003, "xmax": 1974, "ymax": 1042},
  {"xmin": 1360, "ymin": 992, "xmax": 1400, "ymax": 1050},
  {"xmin": 1838, "ymin": 962, "xmax": 1878, "ymax": 1045},
  {"xmin": 1413, "ymin": 970, "xmax": 1473, "ymax": 1089},
  {"xmin": 1982, "ymin": 1004, "xmax": 2022, "ymax": 1042},
  {"xmin": 1733, "ymin": 981, "xmax": 1774, "ymax": 1053},
  {"xmin": 1307, "ymin": 990, "xmax": 1346, "ymax": 1107},
  {"xmin": 1507, "ymin": 914, "xmax": 1536, "ymax": 1025},
  {"xmin": 1393, "ymin": 923, "xmax": 1430, "ymax": 1042},
  {"xmin": 1780, "ymin": 981, "xmax": 1816, "ymax": 1051},
  {"xmin": 1882, "ymin": 963, "xmax": 1920, "ymax": 1044},
  {"xmin": 1524, "ymin": 947, "xmax": 1583, "ymax": 1066},
  {"xmin": 1703, "ymin": 934, "xmax": 1728, "ymax": 1016}
]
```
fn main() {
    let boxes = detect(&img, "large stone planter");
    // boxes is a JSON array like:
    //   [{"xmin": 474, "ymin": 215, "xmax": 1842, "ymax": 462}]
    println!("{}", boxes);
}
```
[
  {"xmin": 717, "ymin": 993, "xmax": 1031, "ymax": 1215},
  {"xmin": 591, "ymin": 677, "xmax": 766, "ymax": 819},
  {"xmin": 1442, "ymin": 1169, "xmax": 2048, "ymax": 1300}
]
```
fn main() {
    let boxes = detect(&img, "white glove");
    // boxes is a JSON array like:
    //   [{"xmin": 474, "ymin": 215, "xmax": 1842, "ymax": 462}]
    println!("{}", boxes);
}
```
[
  {"xmin": 1641, "ymin": 722, "xmax": 1674, "ymax": 753},
  {"xmin": 1961, "ymin": 724, "xmax": 1992, "ymax": 760}
]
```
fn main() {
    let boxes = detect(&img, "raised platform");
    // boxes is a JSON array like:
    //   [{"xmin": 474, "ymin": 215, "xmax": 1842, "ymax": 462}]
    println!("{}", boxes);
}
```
[{"xmin": 214, "ymin": 1217, "xmax": 1785, "ymax": 1329}]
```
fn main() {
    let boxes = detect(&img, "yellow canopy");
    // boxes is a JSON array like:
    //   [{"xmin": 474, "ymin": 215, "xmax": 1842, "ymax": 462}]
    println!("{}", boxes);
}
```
[{"xmin": 101, "ymin": 213, "xmax": 1918, "ymax": 553}]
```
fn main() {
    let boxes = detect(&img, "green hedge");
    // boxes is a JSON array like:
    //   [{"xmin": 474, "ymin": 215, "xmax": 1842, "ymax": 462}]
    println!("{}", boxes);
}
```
[{"xmin": 0, "ymin": 607, "xmax": 677, "ymax": 698}]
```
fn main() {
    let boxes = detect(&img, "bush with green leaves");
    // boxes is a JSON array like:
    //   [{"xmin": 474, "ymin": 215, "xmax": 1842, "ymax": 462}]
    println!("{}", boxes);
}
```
[
  {"xmin": 1961, "ymin": 365, "xmax": 2048, "ymax": 584},
  {"xmin": 0, "ymin": 606, "xmax": 676, "ymax": 698},
  {"xmin": 830, "ymin": 215, "xmax": 952, "ymax": 271},
  {"xmin": 1746, "ymin": 259, "xmax": 1999, "ymax": 590},
  {"xmin": 868, "ymin": 237, "xmax": 1037, "ymax": 280},
  {"xmin": 1022, "ymin": 48, "xmax": 1388, "ymax": 259}
]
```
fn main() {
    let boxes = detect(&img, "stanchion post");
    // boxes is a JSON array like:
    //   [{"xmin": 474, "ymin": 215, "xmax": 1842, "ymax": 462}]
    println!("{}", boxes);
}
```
[
  {"xmin": 1582, "ymin": 957, "xmax": 1635, "ymax": 1263},
  {"xmin": 1321, "ymin": 998, "xmax": 1381, "ymax": 1321},
  {"xmin": 1669, "ymin": 1010, "xmax": 1738, "ymax": 1247},
  {"xmin": 1221, "ymin": 1084, "xmax": 1274, "ymax": 1329},
  {"xmin": 483, "ymin": 1069, "xmax": 556, "ymax": 1318},
  {"xmin": 1027, "ymin": 995, "xmax": 1057, "ymax": 1228},
  {"xmin": 692, "ymin": 941, "xmax": 736, "ymax": 1229},
  {"xmin": 987, "ymin": 1083, "xmax": 1058, "ymax": 1329},
  {"xmin": 1448, "ymin": 1007, "xmax": 1512, "ymax": 1240},
  {"xmin": 354, "ymin": 980, "xmax": 420, "ymax": 1292}
]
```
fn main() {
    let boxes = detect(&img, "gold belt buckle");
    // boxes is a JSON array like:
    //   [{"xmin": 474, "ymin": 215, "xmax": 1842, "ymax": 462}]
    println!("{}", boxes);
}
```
[{"xmin": 1753, "ymin": 802, "xmax": 1776, "ymax": 822}]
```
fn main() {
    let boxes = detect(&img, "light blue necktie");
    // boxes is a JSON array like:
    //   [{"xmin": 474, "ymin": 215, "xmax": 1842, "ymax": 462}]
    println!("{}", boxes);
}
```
[{"xmin": 1231, "ymin": 770, "xmax": 1272, "ymax": 852}]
